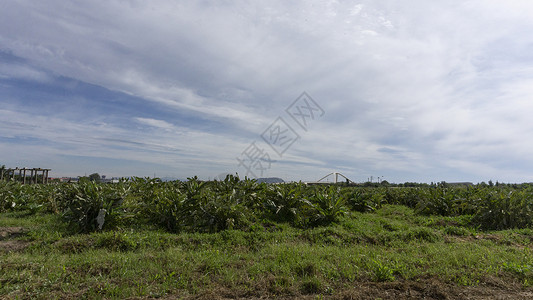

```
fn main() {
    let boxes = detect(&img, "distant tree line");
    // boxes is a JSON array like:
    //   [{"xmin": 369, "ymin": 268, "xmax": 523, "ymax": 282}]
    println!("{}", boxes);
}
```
[{"xmin": 78, "ymin": 173, "xmax": 102, "ymax": 183}]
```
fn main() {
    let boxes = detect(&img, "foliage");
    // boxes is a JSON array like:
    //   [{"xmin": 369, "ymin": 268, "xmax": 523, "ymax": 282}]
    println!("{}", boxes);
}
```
[
  {"xmin": 88, "ymin": 173, "xmax": 102, "ymax": 182},
  {"xmin": 471, "ymin": 189, "xmax": 533, "ymax": 230},
  {"xmin": 309, "ymin": 185, "xmax": 347, "ymax": 226},
  {"xmin": 130, "ymin": 175, "xmax": 263, "ymax": 232},
  {"xmin": 180, "ymin": 175, "xmax": 253, "ymax": 232},
  {"xmin": 3, "ymin": 178, "xmax": 533, "ymax": 232},
  {"xmin": 264, "ymin": 182, "xmax": 312, "ymax": 226},
  {"xmin": 58, "ymin": 181, "xmax": 128, "ymax": 232},
  {"xmin": 0, "ymin": 181, "xmax": 19, "ymax": 212},
  {"xmin": 344, "ymin": 187, "xmax": 386, "ymax": 212}
]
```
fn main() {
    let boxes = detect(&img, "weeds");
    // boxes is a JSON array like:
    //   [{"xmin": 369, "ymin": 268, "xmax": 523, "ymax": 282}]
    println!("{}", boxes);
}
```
[{"xmin": 1, "ymin": 204, "xmax": 533, "ymax": 298}]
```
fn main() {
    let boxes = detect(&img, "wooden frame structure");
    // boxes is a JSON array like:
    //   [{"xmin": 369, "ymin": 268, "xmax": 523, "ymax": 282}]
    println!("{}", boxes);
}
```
[{"xmin": 0, "ymin": 167, "xmax": 51, "ymax": 184}]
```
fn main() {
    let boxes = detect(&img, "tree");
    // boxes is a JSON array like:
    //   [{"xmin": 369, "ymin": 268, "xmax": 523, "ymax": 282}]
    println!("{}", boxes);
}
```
[{"xmin": 88, "ymin": 173, "xmax": 101, "ymax": 182}]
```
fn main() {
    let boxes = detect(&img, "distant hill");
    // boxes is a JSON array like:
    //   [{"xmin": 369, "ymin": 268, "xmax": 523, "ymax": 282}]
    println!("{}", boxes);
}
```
[{"xmin": 256, "ymin": 177, "xmax": 284, "ymax": 184}]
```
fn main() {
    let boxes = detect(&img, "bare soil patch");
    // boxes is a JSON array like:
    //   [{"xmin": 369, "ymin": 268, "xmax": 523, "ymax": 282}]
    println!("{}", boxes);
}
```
[
  {"xmin": 0, "ymin": 226, "xmax": 30, "ymax": 252},
  {"xmin": 0, "ymin": 226, "xmax": 27, "ymax": 240},
  {"xmin": 334, "ymin": 278, "xmax": 532, "ymax": 300},
  {"xmin": 162, "ymin": 277, "xmax": 533, "ymax": 300}
]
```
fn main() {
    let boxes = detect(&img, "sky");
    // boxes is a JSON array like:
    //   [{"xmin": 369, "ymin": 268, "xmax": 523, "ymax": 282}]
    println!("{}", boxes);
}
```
[{"xmin": 2, "ymin": 1, "xmax": 533, "ymax": 183}]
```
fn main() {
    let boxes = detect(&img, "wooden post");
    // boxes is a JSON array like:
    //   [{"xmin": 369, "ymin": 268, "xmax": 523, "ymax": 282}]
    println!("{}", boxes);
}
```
[{"xmin": 0, "ymin": 167, "xmax": 52, "ymax": 184}]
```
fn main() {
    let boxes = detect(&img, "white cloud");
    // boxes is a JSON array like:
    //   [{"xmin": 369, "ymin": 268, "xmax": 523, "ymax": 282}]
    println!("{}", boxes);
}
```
[
  {"xmin": 2, "ymin": 1, "xmax": 533, "ymax": 181},
  {"xmin": 135, "ymin": 117, "xmax": 176, "ymax": 131},
  {"xmin": 0, "ymin": 61, "xmax": 51, "ymax": 82}
]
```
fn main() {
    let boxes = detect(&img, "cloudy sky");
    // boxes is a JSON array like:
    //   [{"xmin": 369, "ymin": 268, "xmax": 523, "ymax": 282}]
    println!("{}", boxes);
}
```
[{"xmin": 1, "ymin": 1, "xmax": 533, "ymax": 183}]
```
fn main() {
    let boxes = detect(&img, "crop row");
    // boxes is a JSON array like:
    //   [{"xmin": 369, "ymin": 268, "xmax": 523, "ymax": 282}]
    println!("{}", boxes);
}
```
[{"xmin": 1, "ymin": 175, "xmax": 533, "ymax": 233}]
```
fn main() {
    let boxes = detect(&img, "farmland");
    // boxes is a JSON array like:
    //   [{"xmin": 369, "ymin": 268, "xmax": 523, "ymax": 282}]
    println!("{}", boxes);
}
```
[{"xmin": 1, "ymin": 176, "xmax": 533, "ymax": 299}]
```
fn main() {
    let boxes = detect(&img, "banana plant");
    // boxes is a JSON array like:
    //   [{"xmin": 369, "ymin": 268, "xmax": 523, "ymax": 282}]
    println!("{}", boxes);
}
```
[
  {"xmin": 60, "ymin": 181, "xmax": 125, "ymax": 233},
  {"xmin": 310, "ymin": 185, "xmax": 347, "ymax": 225},
  {"xmin": 264, "ymin": 183, "xmax": 313, "ymax": 226}
]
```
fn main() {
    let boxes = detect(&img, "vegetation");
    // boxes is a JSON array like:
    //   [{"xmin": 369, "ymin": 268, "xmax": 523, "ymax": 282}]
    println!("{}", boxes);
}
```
[{"xmin": 1, "ymin": 176, "xmax": 533, "ymax": 298}]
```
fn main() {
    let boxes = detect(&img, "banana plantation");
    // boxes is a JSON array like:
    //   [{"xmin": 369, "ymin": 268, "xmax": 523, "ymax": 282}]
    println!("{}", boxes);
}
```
[{"xmin": 2, "ymin": 175, "xmax": 533, "ymax": 233}]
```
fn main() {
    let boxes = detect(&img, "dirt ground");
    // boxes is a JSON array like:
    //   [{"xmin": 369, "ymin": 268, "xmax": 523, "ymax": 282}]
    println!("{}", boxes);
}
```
[
  {"xmin": 334, "ymin": 278, "xmax": 533, "ymax": 300},
  {"xmin": 0, "ymin": 226, "xmax": 30, "ymax": 252},
  {"xmin": 192, "ymin": 279, "xmax": 533, "ymax": 300}
]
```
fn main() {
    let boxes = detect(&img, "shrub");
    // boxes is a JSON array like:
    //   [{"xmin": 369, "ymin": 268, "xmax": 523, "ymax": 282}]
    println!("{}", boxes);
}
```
[
  {"xmin": 415, "ymin": 188, "xmax": 456, "ymax": 216},
  {"xmin": 310, "ymin": 185, "xmax": 347, "ymax": 226},
  {"xmin": 345, "ymin": 188, "xmax": 386, "ymax": 212},
  {"xmin": 59, "ymin": 181, "xmax": 127, "ymax": 233},
  {"xmin": 472, "ymin": 189, "xmax": 533, "ymax": 230},
  {"xmin": 0, "ymin": 181, "xmax": 22, "ymax": 212},
  {"xmin": 264, "ymin": 183, "xmax": 313, "ymax": 226}
]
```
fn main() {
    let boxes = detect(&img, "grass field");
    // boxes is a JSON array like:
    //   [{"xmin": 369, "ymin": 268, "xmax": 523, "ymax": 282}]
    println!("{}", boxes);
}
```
[{"xmin": 2, "ymin": 201, "xmax": 533, "ymax": 299}]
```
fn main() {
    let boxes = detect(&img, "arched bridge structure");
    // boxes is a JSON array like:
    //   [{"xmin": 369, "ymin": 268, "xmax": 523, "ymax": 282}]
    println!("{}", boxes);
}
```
[{"xmin": 306, "ymin": 172, "xmax": 355, "ymax": 185}]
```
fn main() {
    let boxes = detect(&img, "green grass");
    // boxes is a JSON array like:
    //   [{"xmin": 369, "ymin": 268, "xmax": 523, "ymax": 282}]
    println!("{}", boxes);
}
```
[{"xmin": 1, "ymin": 205, "xmax": 532, "ymax": 299}]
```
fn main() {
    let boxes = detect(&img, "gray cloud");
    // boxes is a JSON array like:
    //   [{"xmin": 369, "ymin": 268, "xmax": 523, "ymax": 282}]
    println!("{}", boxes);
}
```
[{"xmin": 2, "ymin": 1, "xmax": 533, "ymax": 182}]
